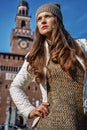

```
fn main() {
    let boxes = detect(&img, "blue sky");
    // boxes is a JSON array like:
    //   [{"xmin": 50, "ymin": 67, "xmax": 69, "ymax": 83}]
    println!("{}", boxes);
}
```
[{"xmin": 0, "ymin": 0, "xmax": 87, "ymax": 52}]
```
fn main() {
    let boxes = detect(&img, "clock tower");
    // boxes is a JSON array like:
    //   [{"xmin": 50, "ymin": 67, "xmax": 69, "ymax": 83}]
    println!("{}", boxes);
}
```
[
  {"xmin": 10, "ymin": 0, "xmax": 34, "ymax": 55},
  {"xmin": 0, "ymin": 0, "xmax": 42, "ymax": 125}
]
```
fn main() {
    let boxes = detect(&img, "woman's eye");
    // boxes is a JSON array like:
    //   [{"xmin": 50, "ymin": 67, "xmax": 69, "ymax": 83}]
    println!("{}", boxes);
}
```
[
  {"xmin": 46, "ymin": 15, "xmax": 50, "ymax": 17},
  {"xmin": 37, "ymin": 17, "xmax": 41, "ymax": 22}
]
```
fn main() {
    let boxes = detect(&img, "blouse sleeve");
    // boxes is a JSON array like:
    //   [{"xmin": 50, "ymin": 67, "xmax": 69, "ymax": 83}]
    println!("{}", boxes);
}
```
[{"xmin": 9, "ymin": 59, "xmax": 35, "ymax": 119}]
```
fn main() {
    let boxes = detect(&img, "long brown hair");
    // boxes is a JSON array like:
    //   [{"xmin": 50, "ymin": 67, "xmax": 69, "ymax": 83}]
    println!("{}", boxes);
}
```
[{"xmin": 26, "ymin": 17, "xmax": 87, "ymax": 84}]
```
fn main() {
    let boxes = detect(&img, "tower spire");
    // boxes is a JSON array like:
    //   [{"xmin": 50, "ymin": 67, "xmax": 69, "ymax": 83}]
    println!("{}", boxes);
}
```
[{"xmin": 19, "ymin": 0, "xmax": 29, "ymax": 9}]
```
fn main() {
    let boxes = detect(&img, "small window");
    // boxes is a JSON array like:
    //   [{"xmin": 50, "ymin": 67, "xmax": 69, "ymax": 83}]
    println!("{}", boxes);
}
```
[
  {"xmin": 21, "ymin": 20, "xmax": 26, "ymax": 28},
  {"xmin": 5, "ymin": 84, "xmax": 8, "ymax": 89},
  {"xmin": 22, "ymin": 10, "xmax": 25, "ymax": 15},
  {"xmin": 35, "ymin": 86, "xmax": 37, "ymax": 91},
  {"xmin": 28, "ymin": 86, "xmax": 30, "ymax": 90}
]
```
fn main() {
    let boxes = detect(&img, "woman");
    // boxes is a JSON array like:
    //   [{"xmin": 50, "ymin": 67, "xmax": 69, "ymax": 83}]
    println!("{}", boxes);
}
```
[{"xmin": 9, "ymin": 3, "xmax": 87, "ymax": 130}]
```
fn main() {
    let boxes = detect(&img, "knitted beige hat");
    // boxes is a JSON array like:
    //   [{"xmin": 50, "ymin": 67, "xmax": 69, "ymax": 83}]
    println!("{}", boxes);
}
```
[{"xmin": 36, "ymin": 3, "xmax": 63, "ymax": 22}]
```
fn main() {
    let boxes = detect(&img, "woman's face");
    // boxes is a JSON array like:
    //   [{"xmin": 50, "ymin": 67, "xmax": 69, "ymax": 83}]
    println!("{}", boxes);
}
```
[{"xmin": 36, "ymin": 12, "xmax": 57, "ymax": 39}]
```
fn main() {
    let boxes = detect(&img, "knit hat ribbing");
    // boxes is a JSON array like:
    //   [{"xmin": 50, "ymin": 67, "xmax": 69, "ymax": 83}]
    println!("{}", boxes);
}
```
[{"xmin": 36, "ymin": 3, "xmax": 63, "ymax": 22}]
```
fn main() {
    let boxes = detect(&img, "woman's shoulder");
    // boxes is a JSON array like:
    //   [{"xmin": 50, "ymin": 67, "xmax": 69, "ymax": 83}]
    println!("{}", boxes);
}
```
[
  {"xmin": 75, "ymin": 38, "xmax": 87, "ymax": 44},
  {"xmin": 75, "ymin": 38, "xmax": 87, "ymax": 52}
]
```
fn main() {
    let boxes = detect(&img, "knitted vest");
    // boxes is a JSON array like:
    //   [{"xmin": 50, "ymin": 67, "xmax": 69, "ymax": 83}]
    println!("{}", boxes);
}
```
[{"xmin": 37, "ymin": 60, "xmax": 87, "ymax": 130}]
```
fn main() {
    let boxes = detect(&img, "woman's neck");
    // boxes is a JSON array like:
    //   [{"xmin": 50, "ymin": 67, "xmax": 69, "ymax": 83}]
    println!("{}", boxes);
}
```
[{"xmin": 46, "ymin": 38, "xmax": 52, "ymax": 46}]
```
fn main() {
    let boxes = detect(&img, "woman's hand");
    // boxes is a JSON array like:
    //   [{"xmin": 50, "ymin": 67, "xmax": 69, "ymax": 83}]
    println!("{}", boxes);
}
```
[{"xmin": 29, "ymin": 102, "xmax": 50, "ymax": 118}]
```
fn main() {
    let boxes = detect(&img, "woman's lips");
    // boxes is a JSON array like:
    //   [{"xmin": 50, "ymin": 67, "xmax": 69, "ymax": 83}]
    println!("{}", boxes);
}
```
[{"xmin": 41, "ymin": 25, "xmax": 48, "ymax": 29}]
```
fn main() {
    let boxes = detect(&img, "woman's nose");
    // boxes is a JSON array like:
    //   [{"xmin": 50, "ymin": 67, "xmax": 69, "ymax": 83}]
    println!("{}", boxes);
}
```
[{"xmin": 41, "ymin": 17, "xmax": 46, "ymax": 23}]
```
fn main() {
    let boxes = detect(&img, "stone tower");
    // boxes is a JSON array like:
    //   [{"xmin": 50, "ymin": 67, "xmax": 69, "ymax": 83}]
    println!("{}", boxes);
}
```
[
  {"xmin": 0, "ymin": 0, "xmax": 41, "ymax": 127},
  {"xmin": 10, "ymin": 0, "xmax": 34, "ymax": 55}
]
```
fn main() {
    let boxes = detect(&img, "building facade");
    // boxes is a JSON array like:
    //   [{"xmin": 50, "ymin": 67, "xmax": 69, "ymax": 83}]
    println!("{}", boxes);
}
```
[{"xmin": 0, "ymin": 0, "xmax": 42, "ymax": 127}]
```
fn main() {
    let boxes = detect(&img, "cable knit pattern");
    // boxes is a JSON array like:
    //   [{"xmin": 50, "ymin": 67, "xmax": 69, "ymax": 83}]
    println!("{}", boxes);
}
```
[{"xmin": 37, "ymin": 60, "xmax": 87, "ymax": 130}]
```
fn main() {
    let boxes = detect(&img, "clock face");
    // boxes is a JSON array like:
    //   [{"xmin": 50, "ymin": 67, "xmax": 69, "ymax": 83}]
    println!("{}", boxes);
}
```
[{"xmin": 18, "ymin": 40, "xmax": 28, "ymax": 49}]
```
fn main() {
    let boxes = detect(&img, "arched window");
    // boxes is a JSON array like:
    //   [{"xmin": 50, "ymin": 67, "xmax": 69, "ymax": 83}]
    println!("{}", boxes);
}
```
[
  {"xmin": 21, "ymin": 20, "xmax": 26, "ymax": 28},
  {"xmin": 19, "ymin": 10, "xmax": 21, "ymax": 15},
  {"xmin": 22, "ymin": 10, "xmax": 25, "ymax": 15}
]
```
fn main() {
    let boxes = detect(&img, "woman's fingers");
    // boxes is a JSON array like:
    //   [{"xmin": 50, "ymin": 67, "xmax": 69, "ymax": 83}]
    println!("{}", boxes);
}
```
[
  {"xmin": 33, "ymin": 109, "xmax": 43, "ymax": 117},
  {"xmin": 29, "ymin": 102, "xmax": 50, "ymax": 118},
  {"xmin": 29, "ymin": 108, "xmax": 42, "ymax": 118},
  {"xmin": 37, "ymin": 102, "xmax": 49, "ymax": 117}
]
